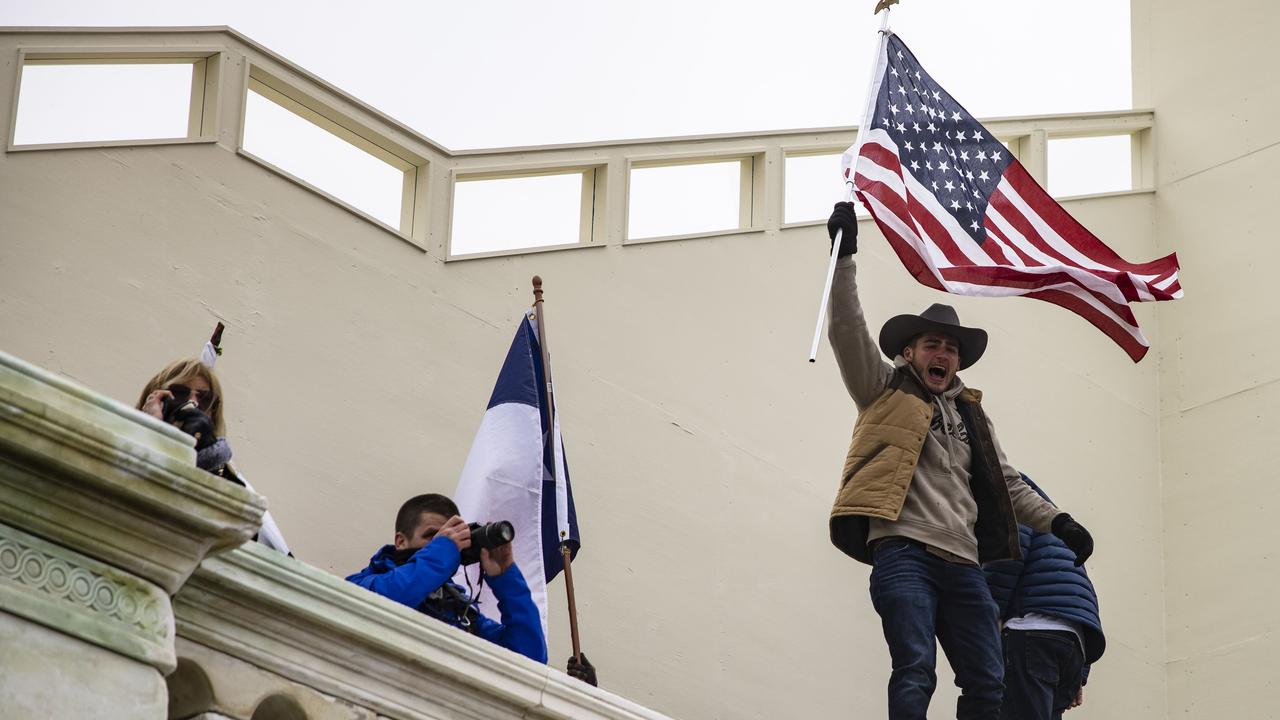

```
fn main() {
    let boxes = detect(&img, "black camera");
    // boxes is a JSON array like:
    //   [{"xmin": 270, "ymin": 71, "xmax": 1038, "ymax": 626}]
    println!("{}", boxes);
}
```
[
  {"xmin": 162, "ymin": 392, "xmax": 216, "ymax": 451},
  {"xmin": 459, "ymin": 520, "xmax": 516, "ymax": 566}
]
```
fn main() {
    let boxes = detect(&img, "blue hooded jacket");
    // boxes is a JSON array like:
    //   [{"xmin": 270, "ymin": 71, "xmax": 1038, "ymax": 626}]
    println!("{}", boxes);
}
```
[
  {"xmin": 983, "ymin": 477, "xmax": 1105, "ymax": 676},
  {"xmin": 346, "ymin": 536, "xmax": 547, "ymax": 664}
]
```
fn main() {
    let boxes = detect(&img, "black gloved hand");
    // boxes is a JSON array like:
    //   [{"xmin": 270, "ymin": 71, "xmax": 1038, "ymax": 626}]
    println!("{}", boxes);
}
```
[
  {"xmin": 826, "ymin": 201, "xmax": 859, "ymax": 257},
  {"xmin": 170, "ymin": 405, "xmax": 217, "ymax": 451},
  {"xmin": 1051, "ymin": 513, "xmax": 1094, "ymax": 567},
  {"xmin": 566, "ymin": 652, "xmax": 597, "ymax": 687}
]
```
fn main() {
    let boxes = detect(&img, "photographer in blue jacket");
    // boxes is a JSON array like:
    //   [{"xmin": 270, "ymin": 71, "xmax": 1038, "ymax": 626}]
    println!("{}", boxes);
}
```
[
  {"xmin": 346, "ymin": 493, "xmax": 547, "ymax": 664},
  {"xmin": 983, "ymin": 476, "xmax": 1105, "ymax": 720}
]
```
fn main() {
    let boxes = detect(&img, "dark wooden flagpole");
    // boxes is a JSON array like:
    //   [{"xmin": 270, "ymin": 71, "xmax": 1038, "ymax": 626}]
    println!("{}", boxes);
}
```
[{"xmin": 531, "ymin": 275, "xmax": 582, "ymax": 662}]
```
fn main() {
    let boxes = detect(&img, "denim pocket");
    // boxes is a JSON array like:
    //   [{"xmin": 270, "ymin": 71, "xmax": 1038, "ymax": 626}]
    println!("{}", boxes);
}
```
[
  {"xmin": 1025, "ymin": 633, "xmax": 1071, "ymax": 684},
  {"xmin": 873, "ymin": 538, "xmax": 915, "ymax": 562}
]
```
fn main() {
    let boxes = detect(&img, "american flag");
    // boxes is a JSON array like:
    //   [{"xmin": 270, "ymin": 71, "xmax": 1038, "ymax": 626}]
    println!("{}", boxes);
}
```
[{"xmin": 844, "ymin": 33, "xmax": 1181, "ymax": 362}]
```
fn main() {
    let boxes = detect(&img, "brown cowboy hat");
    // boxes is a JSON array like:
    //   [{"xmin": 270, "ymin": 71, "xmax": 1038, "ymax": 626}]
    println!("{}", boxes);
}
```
[{"xmin": 878, "ymin": 304, "xmax": 988, "ymax": 370}]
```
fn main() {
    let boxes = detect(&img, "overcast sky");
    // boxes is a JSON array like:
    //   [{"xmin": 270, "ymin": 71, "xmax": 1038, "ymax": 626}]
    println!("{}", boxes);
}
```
[{"xmin": 2, "ymin": 0, "xmax": 1131, "ymax": 149}]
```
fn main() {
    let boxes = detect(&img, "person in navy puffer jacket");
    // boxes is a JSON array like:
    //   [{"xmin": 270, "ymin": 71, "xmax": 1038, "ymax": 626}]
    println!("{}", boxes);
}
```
[
  {"xmin": 983, "ymin": 476, "xmax": 1104, "ymax": 720},
  {"xmin": 346, "ymin": 493, "xmax": 547, "ymax": 664}
]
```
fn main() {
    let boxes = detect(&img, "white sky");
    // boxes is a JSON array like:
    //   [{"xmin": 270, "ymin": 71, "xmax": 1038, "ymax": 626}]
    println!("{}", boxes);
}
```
[
  {"xmin": 1, "ymin": 1, "xmax": 1135, "ymax": 247},
  {"xmin": 2, "ymin": 0, "xmax": 1131, "ymax": 148}
]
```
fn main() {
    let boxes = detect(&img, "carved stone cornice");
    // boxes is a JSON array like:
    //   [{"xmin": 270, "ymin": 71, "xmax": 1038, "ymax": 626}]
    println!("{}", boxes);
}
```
[
  {"xmin": 175, "ymin": 543, "xmax": 674, "ymax": 720},
  {"xmin": 0, "ymin": 351, "xmax": 264, "ymax": 594},
  {"xmin": 0, "ymin": 522, "xmax": 176, "ymax": 672}
]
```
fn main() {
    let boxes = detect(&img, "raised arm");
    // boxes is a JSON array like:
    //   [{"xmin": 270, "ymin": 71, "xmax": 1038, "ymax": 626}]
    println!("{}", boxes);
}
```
[
  {"xmin": 347, "ymin": 537, "xmax": 460, "ymax": 608},
  {"xmin": 473, "ymin": 562, "xmax": 548, "ymax": 663},
  {"xmin": 826, "ymin": 203, "xmax": 894, "ymax": 410}
]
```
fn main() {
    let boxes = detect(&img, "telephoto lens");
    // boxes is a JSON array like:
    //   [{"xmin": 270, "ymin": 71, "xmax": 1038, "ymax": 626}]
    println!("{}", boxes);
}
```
[{"xmin": 459, "ymin": 521, "xmax": 516, "ymax": 566}]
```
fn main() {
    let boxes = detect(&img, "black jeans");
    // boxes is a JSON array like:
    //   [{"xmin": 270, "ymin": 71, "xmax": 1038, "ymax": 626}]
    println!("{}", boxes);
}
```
[
  {"xmin": 869, "ymin": 538, "xmax": 1004, "ymax": 720},
  {"xmin": 999, "ymin": 629, "xmax": 1084, "ymax": 720}
]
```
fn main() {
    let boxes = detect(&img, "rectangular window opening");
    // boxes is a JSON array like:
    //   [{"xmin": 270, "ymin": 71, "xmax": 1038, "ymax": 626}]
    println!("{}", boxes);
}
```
[
  {"xmin": 785, "ymin": 152, "xmax": 871, "ymax": 223},
  {"xmin": 13, "ymin": 61, "xmax": 194, "ymax": 146},
  {"xmin": 1048, "ymin": 135, "xmax": 1132, "ymax": 198},
  {"xmin": 451, "ymin": 172, "xmax": 588, "ymax": 256},
  {"xmin": 241, "ymin": 83, "xmax": 409, "ymax": 230},
  {"xmin": 627, "ymin": 161, "xmax": 742, "ymax": 240}
]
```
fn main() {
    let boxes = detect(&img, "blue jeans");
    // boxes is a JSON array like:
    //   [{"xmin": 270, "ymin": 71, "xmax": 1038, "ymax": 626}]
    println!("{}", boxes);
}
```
[
  {"xmin": 999, "ymin": 629, "xmax": 1084, "ymax": 720},
  {"xmin": 869, "ymin": 538, "xmax": 1004, "ymax": 720}
]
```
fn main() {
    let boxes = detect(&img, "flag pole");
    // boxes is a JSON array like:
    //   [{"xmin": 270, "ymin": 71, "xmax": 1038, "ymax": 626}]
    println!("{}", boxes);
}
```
[
  {"xmin": 808, "ymin": 3, "xmax": 895, "ymax": 362},
  {"xmin": 531, "ymin": 275, "xmax": 583, "ymax": 662}
]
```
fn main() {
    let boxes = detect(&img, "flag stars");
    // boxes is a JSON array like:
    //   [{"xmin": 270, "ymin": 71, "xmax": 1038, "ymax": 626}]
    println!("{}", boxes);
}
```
[
  {"xmin": 932, "ymin": 90, "xmax": 942, "ymax": 101},
  {"xmin": 938, "ymin": 160, "xmax": 950, "ymax": 172},
  {"xmin": 915, "ymin": 70, "xmax": 922, "ymax": 80},
  {"xmin": 956, "ymin": 130, "xmax": 967, "ymax": 141},
  {"xmin": 896, "ymin": 122, "xmax": 908, "ymax": 132},
  {"xmin": 950, "ymin": 200, "xmax": 961, "ymax": 210},
  {"xmin": 912, "ymin": 122, "xmax": 922, "ymax": 132},
  {"xmin": 890, "ymin": 104, "xmax": 900, "ymax": 115},
  {"xmin": 904, "ymin": 141, "xmax": 915, "ymax": 151},
  {"xmin": 890, "ymin": 67, "xmax": 899, "ymax": 77},
  {"xmin": 977, "ymin": 150, "xmax": 988, "ymax": 161},
  {"xmin": 970, "ymin": 220, "xmax": 980, "ymax": 231},
  {"xmin": 927, "ymin": 122, "xmax": 938, "ymax": 133},
  {"xmin": 905, "ymin": 103, "xmax": 914, "ymax": 114},
  {"xmin": 944, "ymin": 180, "xmax": 955, "ymax": 191},
  {"xmin": 951, "ymin": 111, "xmax": 962, "ymax": 121},
  {"xmin": 959, "ymin": 151, "xmax": 970, "ymax": 162},
  {"xmin": 978, "ymin": 170, "xmax": 990, "ymax": 181},
  {"xmin": 973, "ymin": 130, "xmax": 984, "ymax": 141},
  {"xmin": 932, "ymin": 142, "xmax": 944, "ymax": 153},
  {"xmin": 898, "ymin": 85, "xmax": 909, "ymax": 96},
  {"xmin": 910, "ymin": 160, "xmax": 921, "ymax": 171},
  {"xmin": 931, "ymin": 180, "xmax": 940, "ymax": 190},
  {"xmin": 992, "ymin": 150, "xmax": 1004, "ymax": 162}
]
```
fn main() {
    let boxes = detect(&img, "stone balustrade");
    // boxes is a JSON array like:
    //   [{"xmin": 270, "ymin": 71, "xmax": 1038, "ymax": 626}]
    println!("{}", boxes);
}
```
[{"xmin": 0, "ymin": 348, "xmax": 674, "ymax": 720}]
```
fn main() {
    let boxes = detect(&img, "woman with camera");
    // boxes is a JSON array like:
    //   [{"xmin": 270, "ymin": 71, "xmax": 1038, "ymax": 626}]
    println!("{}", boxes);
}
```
[{"xmin": 137, "ymin": 358, "xmax": 291, "ymax": 555}]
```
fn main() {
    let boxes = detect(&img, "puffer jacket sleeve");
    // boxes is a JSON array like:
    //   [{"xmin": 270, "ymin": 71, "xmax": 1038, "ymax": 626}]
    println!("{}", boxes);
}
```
[{"xmin": 472, "ymin": 563, "xmax": 548, "ymax": 664}]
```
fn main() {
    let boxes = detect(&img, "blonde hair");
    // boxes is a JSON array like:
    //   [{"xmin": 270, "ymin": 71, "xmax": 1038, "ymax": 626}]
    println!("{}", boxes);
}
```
[{"xmin": 136, "ymin": 359, "xmax": 226, "ymax": 436}]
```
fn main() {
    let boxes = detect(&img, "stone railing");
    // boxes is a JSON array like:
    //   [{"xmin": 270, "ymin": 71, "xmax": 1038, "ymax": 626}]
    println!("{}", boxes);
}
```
[
  {"xmin": 0, "ymin": 348, "xmax": 675, "ymax": 720},
  {"xmin": 0, "ymin": 27, "xmax": 1154, "ymax": 262}
]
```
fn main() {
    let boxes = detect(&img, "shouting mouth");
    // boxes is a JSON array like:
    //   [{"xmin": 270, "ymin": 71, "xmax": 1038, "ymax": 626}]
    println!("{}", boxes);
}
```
[{"xmin": 927, "ymin": 365, "xmax": 949, "ymax": 382}]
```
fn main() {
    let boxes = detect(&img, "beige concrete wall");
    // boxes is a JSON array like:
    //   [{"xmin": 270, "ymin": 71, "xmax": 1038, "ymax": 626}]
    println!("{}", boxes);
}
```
[
  {"xmin": 1134, "ymin": 2, "xmax": 1280, "ymax": 717},
  {"xmin": 0, "ymin": 30, "xmax": 1171, "ymax": 720}
]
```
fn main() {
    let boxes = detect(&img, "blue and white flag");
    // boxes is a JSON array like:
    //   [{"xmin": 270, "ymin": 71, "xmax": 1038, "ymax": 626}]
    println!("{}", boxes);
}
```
[{"xmin": 453, "ymin": 310, "xmax": 580, "ymax": 638}]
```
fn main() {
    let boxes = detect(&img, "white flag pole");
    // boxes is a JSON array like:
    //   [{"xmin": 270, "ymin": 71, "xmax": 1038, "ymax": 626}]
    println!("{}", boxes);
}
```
[{"xmin": 808, "ymin": 6, "xmax": 894, "ymax": 362}]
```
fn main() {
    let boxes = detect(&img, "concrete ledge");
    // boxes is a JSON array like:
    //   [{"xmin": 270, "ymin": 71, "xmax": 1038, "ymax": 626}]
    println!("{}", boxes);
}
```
[
  {"xmin": 175, "ymin": 543, "xmax": 676, "ymax": 720},
  {"xmin": 0, "ymin": 350, "xmax": 264, "ymax": 593}
]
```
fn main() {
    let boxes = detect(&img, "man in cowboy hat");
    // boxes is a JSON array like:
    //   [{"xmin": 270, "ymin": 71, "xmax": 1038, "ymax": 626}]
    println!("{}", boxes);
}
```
[{"xmin": 823, "ymin": 202, "xmax": 1095, "ymax": 720}]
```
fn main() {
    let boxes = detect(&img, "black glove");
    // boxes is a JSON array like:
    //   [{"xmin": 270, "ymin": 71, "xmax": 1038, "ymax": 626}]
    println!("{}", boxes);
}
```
[
  {"xmin": 566, "ymin": 652, "xmax": 597, "ymax": 687},
  {"xmin": 170, "ymin": 405, "xmax": 217, "ymax": 451},
  {"xmin": 826, "ymin": 202, "xmax": 859, "ymax": 257},
  {"xmin": 1051, "ymin": 513, "xmax": 1094, "ymax": 567}
]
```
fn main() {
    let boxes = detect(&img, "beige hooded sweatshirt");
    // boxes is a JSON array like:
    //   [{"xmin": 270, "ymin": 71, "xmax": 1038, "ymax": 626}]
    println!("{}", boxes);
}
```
[{"xmin": 829, "ymin": 257, "xmax": 1059, "ymax": 564}]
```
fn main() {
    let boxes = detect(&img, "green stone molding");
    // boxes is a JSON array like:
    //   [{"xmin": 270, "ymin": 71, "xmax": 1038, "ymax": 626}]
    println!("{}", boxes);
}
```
[
  {"xmin": 0, "ymin": 522, "xmax": 176, "ymax": 672},
  {"xmin": 0, "ymin": 350, "xmax": 265, "ymax": 594},
  {"xmin": 175, "ymin": 543, "xmax": 676, "ymax": 720}
]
